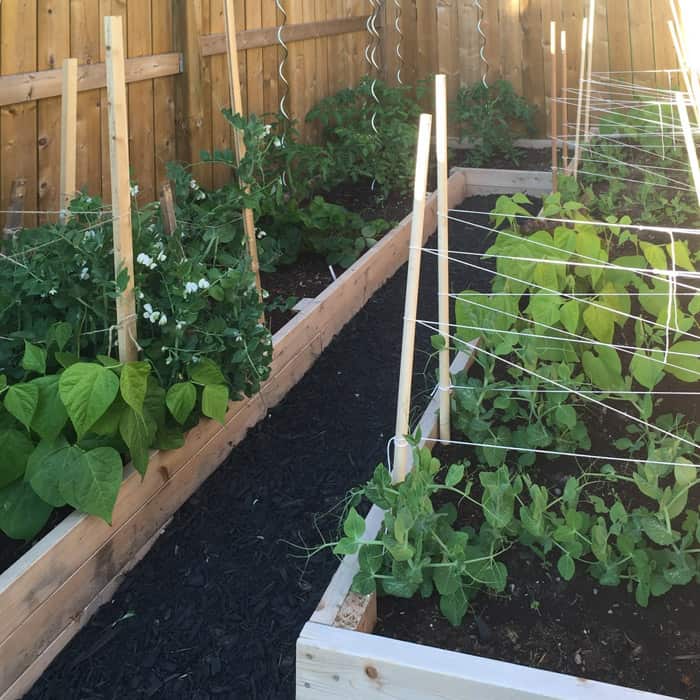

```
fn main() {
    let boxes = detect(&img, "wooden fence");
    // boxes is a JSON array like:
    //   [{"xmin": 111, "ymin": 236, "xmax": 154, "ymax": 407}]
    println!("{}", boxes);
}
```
[{"xmin": 0, "ymin": 1, "xmax": 682, "ymax": 225}]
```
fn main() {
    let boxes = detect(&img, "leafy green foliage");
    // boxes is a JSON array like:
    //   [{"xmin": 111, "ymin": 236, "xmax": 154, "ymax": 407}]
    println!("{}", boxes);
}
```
[{"xmin": 453, "ymin": 80, "xmax": 536, "ymax": 166}]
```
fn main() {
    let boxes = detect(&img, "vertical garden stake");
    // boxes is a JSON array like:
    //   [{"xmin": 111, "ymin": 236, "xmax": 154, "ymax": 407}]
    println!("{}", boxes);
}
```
[
  {"xmin": 159, "ymin": 182, "xmax": 177, "ymax": 236},
  {"xmin": 105, "ymin": 16, "xmax": 138, "ymax": 362},
  {"xmin": 435, "ymin": 75, "xmax": 451, "ymax": 444},
  {"xmin": 561, "ymin": 30, "xmax": 569, "ymax": 171},
  {"xmin": 582, "ymin": 0, "xmax": 596, "ymax": 144},
  {"xmin": 675, "ymin": 92, "xmax": 700, "ymax": 206},
  {"xmin": 571, "ymin": 16, "xmax": 588, "ymax": 178},
  {"xmin": 550, "ymin": 21, "xmax": 558, "ymax": 192},
  {"xmin": 224, "ymin": 0, "xmax": 263, "ymax": 305},
  {"xmin": 393, "ymin": 113, "xmax": 432, "ymax": 482},
  {"xmin": 59, "ymin": 58, "xmax": 78, "ymax": 223}
]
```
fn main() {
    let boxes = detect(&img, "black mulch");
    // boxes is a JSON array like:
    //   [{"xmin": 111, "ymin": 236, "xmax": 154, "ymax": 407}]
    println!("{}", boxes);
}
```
[{"xmin": 24, "ymin": 197, "xmax": 498, "ymax": 700}]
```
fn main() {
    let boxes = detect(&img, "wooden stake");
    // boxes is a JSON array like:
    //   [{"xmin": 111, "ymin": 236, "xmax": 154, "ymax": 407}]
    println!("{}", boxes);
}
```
[
  {"xmin": 561, "ymin": 31, "xmax": 569, "ymax": 171},
  {"xmin": 393, "ymin": 114, "xmax": 432, "ymax": 483},
  {"xmin": 571, "ymin": 16, "xmax": 588, "ymax": 178},
  {"xmin": 2, "ymin": 179, "xmax": 27, "ymax": 242},
  {"xmin": 223, "ymin": 0, "xmax": 263, "ymax": 304},
  {"xmin": 105, "ymin": 16, "xmax": 138, "ymax": 363},
  {"xmin": 675, "ymin": 92, "xmax": 700, "ymax": 206},
  {"xmin": 59, "ymin": 58, "xmax": 78, "ymax": 224},
  {"xmin": 435, "ymin": 75, "xmax": 451, "ymax": 445},
  {"xmin": 582, "ymin": 0, "xmax": 596, "ymax": 144},
  {"xmin": 550, "ymin": 21, "xmax": 558, "ymax": 192},
  {"xmin": 159, "ymin": 182, "xmax": 177, "ymax": 236}
]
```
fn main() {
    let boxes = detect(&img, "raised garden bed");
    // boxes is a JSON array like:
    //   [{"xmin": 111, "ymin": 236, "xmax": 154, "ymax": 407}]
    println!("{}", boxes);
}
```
[
  {"xmin": 0, "ymin": 168, "xmax": 474, "ymax": 700},
  {"xmin": 295, "ymin": 168, "xmax": 694, "ymax": 700}
]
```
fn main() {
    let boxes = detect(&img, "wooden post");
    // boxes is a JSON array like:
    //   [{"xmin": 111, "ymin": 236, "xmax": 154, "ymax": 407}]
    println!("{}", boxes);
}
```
[
  {"xmin": 668, "ymin": 19, "xmax": 700, "ymax": 127},
  {"xmin": 675, "ymin": 92, "xmax": 700, "ymax": 206},
  {"xmin": 159, "ymin": 182, "xmax": 177, "ymax": 236},
  {"xmin": 223, "ymin": 0, "xmax": 263, "ymax": 303},
  {"xmin": 59, "ymin": 58, "xmax": 78, "ymax": 224},
  {"xmin": 393, "ymin": 113, "xmax": 432, "ymax": 483},
  {"xmin": 582, "ymin": 0, "xmax": 596, "ymax": 144},
  {"xmin": 2, "ymin": 179, "xmax": 27, "ymax": 242},
  {"xmin": 105, "ymin": 16, "xmax": 138, "ymax": 363},
  {"xmin": 435, "ymin": 75, "xmax": 451, "ymax": 445},
  {"xmin": 571, "ymin": 16, "xmax": 588, "ymax": 178},
  {"xmin": 561, "ymin": 31, "xmax": 569, "ymax": 172},
  {"xmin": 550, "ymin": 22, "xmax": 558, "ymax": 192}
]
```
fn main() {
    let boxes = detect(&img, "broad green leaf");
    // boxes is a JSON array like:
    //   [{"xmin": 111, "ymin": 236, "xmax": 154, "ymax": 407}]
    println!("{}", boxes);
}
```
[
  {"xmin": 358, "ymin": 543, "xmax": 384, "ymax": 575},
  {"xmin": 25, "ymin": 437, "xmax": 73, "ymax": 507},
  {"xmin": 431, "ymin": 334, "xmax": 446, "ymax": 351},
  {"xmin": 22, "ymin": 341, "xmax": 47, "ymax": 376},
  {"xmin": 526, "ymin": 292, "xmax": 562, "ymax": 327},
  {"xmin": 582, "ymin": 347, "xmax": 625, "ymax": 391},
  {"xmin": 31, "ymin": 375, "xmax": 69, "ymax": 439},
  {"xmin": 674, "ymin": 460, "xmax": 696, "ymax": 487},
  {"xmin": 583, "ymin": 304, "xmax": 615, "ymax": 343},
  {"xmin": 0, "ymin": 429, "xmax": 35, "ymax": 488},
  {"xmin": 641, "ymin": 242, "xmax": 667, "ymax": 271},
  {"xmin": 4, "ymin": 383, "xmax": 39, "ymax": 431},
  {"xmin": 560, "ymin": 300, "xmax": 580, "ymax": 334},
  {"xmin": 445, "ymin": 463, "xmax": 465, "ymax": 488},
  {"xmin": 665, "ymin": 341, "xmax": 700, "ymax": 382},
  {"xmin": 434, "ymin": 563, "xmax": 461, "ymax": 596},
  {"xmin": 351, "ymin": 568, "xmax": 377, "ymax": 596},
  {"xmin": 59, "ymin": 447, "xmax": 123, "ymax": 523},
  {"xmin": 119, "ymin": 407, "xmax": 152, "ymax": 476},
  {"xmin": 557, "ymin": 553, "xmax": 575, "ymax": 581},
  {"xmin": 0, "ymin": 479, "xmax": 53, "ymax": 540},
  {"xmin": 166, "ymin": 382, "xmax": 197, "ymax": 424},
  {"xmin": 189, "ymin": 358, "xmax": 227, "ymax": 386},
  {"xmin": 439, "ymin": 587, "xmax": 469, "ymax": 627},
  {"xmin": 344, "ymin": 507, "xmax": 365, "ymax": 540},
  {"xmin": 640, "ymin": 515, "xmax": 677, "ymax": 546},
  {"xmin": 47, "ymin": 321, "xmax": 73, "ymax": 351},
  {"xmin": 630, "ymin": 350, "xmax": 664, "ymax": 390},
  {"xmin": 554, "ymin": 405, "xmax": 577, "ymax": 430},
  {"xmin": 666, "ymin": 240, "xmax": 694, "ymax": 272},
  {"xmin": 120, "ymin": 362, "xmax": 151, "ymax": 415},
  {"xmin": 59, "ymin": 363, "xmax": 120, "ymax": 438},
  {"xmin": 333, "ymin": 537, "xmax": 359, "ymax": 556},
  {"xmin": 202, "ymin": 384, "xmax": 229, "ymax": 424}
]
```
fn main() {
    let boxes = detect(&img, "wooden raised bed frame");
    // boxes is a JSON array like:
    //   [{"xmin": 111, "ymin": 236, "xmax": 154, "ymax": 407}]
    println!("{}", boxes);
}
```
[
  {"xmin": 0, "ymin": 167, "xmax": 488, "ymax": 700},
  {"xmin": 296, "ymin": 170, "xmax": 678, "ymax": 700}
]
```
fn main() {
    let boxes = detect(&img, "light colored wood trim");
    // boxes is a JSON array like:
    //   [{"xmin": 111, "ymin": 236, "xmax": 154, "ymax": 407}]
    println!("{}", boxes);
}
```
[
  {"xmin": 0, "ymin": 53, "xmax": 182, "ymax": 108},
  {"xmin": 59, "ymin": 59, "xmax": 78, "ymax": 223},
  {"xmin": 297, "ymin": 622, "xmax": 674, "ymax": 700},
  {"xmin": 104, "ymin": 16, "xmax": 138, "ymax": 363},
  {"xmin": 0, "ymin": 168, "xmax": 468, "ymax": 700},
  {"xmin": 200, "ymin": 15, "xmax": 370, "ymax": 57},
  {"xmin": 456, "ymin": 168, "xmax": 553, "ymax": 197}
]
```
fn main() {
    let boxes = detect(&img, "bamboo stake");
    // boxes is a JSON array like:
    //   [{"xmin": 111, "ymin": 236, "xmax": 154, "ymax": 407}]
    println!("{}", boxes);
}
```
[
  {"xmin": 105, "ymin": 16, "xmax": 138, "ymax": 363},
  {"xmin": 675, "ymin": 92, "xmax": 700, "ymax": 206},
  {"xmin": 393, "ymin": 113, "xmax": 432, "ymax": 483},
  {"xmin": 550, "ymin": 21, "xmax": 558, "ymax": 192},
  {"xmin": 561, "ymin": 30, "xmax": 569, "ymax": 171},
  {"xmin": 435, "ymin": 75, "xmax": 451, "ymax": 445},
  {"xmin": 582, "ymin": 0, "xmax": 595, "ymax": 144},
  {"xmin": 159, "ymin": 182, "xmax": 177, "ymax": 236},
  {"xmin": 571, "ymin": 16, "xmax": 588, "ymax": 178},
  {"xmin": 59, "ymin": 58, "xmax": 78, "ymax": 224},
  {"xmin": 223, "ymin": 0, "xmax": 263, "ymax": 304}
]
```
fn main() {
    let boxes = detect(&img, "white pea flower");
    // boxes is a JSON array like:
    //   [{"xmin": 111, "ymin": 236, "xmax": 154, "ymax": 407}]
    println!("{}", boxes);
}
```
[
  {"xmin": 262, "ymin": 290, "xmax": 270, "ymax": 300},
  {"xmin": 273, "ymin": 137, "xmax": 282, "ymax": 148},
  {"xmin": 157, "ymin": 252, "xmax": 167, "ymax": 263},
  {"xmin": 137, "ymin": 253, "xmax": 154, "ymax": 267},
  {"xmin": 256, "ymin": 230, "xmax": 267, "ymax": 240},
  {"xmin": 148, "ymin": 224, "xmax": 156, "ymax": 233},
  {"xmin": 184, "ymin": 281, "xmax": 199, "ymax": 295},
  {"xmin": 130, "ymin": 184, "xmax": 140, "ymax": 198},
  {"xmin": 150, "ymin": 311, "xmax": 161, "ymax": 323},
  {"xmin": 80, "ymin": 267, "xmax": 90, "ymax": 281},
  {"xmin": 159, "ymin": 314, "xmax": 168, "ymax": 327},
  {"xmin": 195, "ymin": 190, "xmax": 206, "ymax": 201},
  {"xmin": 83, "ymin": 230, "xmax": 96, "ymax": 241},
  {"xmin": 192, "ymin": 355, "xmax": 201, "ymax": 364},
  {"xmin": 138, "ymin": 291, "xmax": 145, "ymax": 300},
  {"xmin": 176, "ymin": 320, "xmax": 186, "ymax": 331},
  {"xmin": 190, "ymin": 179, "xmax": 199, "ymax": 190},
  {"xmin": 85, "ymin": 196, "xmax": 93, "ymax": 204},
  {"xmin": 143, "ymin": 303, "xmax": 154, "ymax": 321},
  {"xmin": 198, "ymin": 278, "xmax": 210, "ymax": 290},
  {"xmin": 166, "ymin": 357, "xmax": 173, "ymax": 366},
  {"xmin": 49, "ymin": 288, "xmax": 58, "ymax": 296},
  {"xmin": 264, "ymin": 124, "xmax": 272, "ymax": 136}
]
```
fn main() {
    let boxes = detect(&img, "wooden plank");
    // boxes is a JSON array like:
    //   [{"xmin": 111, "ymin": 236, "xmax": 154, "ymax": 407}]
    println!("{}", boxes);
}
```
[
  {"xmin": 261, "ymin": 0, "xmax": 280, "ymax": 116},
  {"xmin": 1, "ymin": 0, "xmax": 38, "ymax": 231},
  {"xmin": 105, "ymin": 15, "xmax": 138, "ymax": 362},
  {"xmin": 127, "ymin": 0, "xmax": 156, "ymax": 204},
  {"xmin": 59, "ymin": 59, "xmax": 78, "ymax": 221},
  {"xmin": 209, "ymin": 0, "xmax": 231, "ymax": 189},
  {"xmin": 152, "ymin": 0, "xmax": 177, "ymax": 187},
  {"xmin": 628, "ymin": 0, "xmax": 656, "ymax": 87},
  {"xmin": 200, "ymin": 14, "xmax": 371, "ymax": 57},
  {"xmin": 37, "ymin": 0, "xmax": 70, "ymax": 222},
  {"xmin": 159, "ymin": 181, "xmax": 177, "ymax": 235},
  {"xmin": 297, "ymin": 622, "xmax": 674, "ymax": 700},
  {"xmin": 605, "ymin": 0, "xmax": 632, "ymax": 81},
  {"xmin": 246, "ymin": 0, "xmax": 264, "ymax": 120},
  {"xmin": 521, "ymin": 0, "xmax": 546, "ymax": 134},
  {"xmin": 1, "ymin": 180, "xmax": 27, "ymax": 240},
  {"xmin": 457, "ymin": 167, "xmax": 553, "ymax": 196},
  {"xmin": 456, "ymin": 0, "xmax": 479, "ymax": 88},
  {"xmin": 70, "ymin": 0, "xmax": 102, "ymax": 201}
]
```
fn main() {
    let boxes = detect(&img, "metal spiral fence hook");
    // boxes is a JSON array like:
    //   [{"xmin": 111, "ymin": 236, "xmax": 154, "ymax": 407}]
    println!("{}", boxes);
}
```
[
  {"xmin": 393, "ymin": 0, "xmax": 404, "ymax": 85},
  {"xmin": 366, "ymin": 0, "xmax": 384, "ymax": 191},
  {"xmin": 275, "ymin": 0, "xmax": 290, "ymax": 187},
  {"xmin": 474, "ymin": 0, "xmax": 489, "ymax": 88}
]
